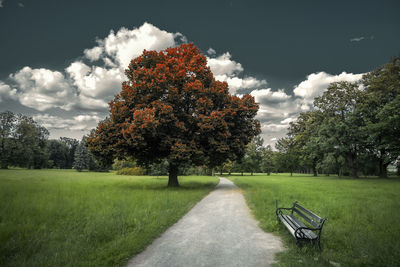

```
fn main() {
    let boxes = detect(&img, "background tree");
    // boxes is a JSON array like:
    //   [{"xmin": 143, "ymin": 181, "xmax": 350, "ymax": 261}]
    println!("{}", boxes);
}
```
[
  {"xmin": 60, "ymin": 137, "xmax": 79, "ymax": 169},
  {"xmin": 242, "ymin": 135, "xmax": 264, "ymax": 175},
  {"xmin": 73, "ymin": 141, "xmax": 90, "ymax": 172},
  {"xmin": 260, "ymin": 145, "xmax": 275, "ymax": 175},
  {"xmin": 288, "ymin": 111, "xmax": 324, "ymax": 176},
  {"xmin": 275, "ymin": 136, "xmax": 299, "ymax": 176},
  {"xmin": 14, "ymin": 115, "xmax": 49, "ymax": 169},
  {"xmin": 86, "ymin": 44, "xmax": 260, "ymax": 186},
  {"xmin": 47, "ymin": 140, "xmax": 68, "ymax": 168},
  {"xmin": 314, "ymin": 81, "xmax": 365, "ymax": 178},
  {"xmin": 277, "ymin": 57, "xmax": 400, "ymax": 177},
  {"xmin": 0, "ymin": 111, "xmax": 17, "ymax": 169},
  {"xmin": 221, "ymin": 160, "xmax": 234, "ymax": 175},
  {"xmin": 361, "ymin": 57, "xmax": 400, "ymax": 178},
  {"xmin": 232, "ymin": 160, "xmax": 246, "ymax": 176}
]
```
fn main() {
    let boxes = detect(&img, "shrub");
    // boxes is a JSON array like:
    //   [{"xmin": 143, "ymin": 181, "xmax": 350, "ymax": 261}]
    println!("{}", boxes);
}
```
[
  {"xmin": 116, "ymin": 167, "xmax": 145, "ymax": 176},
  {"xmin": 112, "ymin": 159, "xmax": 136, "ymax": 170}
]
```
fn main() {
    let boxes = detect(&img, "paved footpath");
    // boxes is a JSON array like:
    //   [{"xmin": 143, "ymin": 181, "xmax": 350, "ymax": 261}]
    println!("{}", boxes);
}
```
[{"xmin": 127, "ymin": 177, "xmax": 285, "ymax": 267}]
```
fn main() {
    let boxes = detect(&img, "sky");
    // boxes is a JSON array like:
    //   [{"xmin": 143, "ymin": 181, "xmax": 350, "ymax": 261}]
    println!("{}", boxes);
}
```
[{"xmin": 0, "ymin": 0, "xmax": 399, "ymax": 147}]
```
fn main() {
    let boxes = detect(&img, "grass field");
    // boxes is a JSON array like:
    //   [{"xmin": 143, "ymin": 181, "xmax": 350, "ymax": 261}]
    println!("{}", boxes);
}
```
[
  {"xmin": 0, "ymin": 169, "xmax": 218, "ymax": 267},
  {"xmin": 229, "ymin": 173, "xmax": 400, "ymax": 266}
]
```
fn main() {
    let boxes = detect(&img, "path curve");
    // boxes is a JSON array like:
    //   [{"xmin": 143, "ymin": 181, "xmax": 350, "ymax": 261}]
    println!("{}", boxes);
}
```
[{"xmin": 127, "ymin": 177, "xmax": 284, "ymax": 267}]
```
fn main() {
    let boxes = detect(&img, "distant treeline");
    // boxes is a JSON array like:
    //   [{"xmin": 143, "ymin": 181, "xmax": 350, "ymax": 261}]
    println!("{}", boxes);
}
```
[{"xmin": 0, "ymin": 111, "xmax": 101, "ymax": 171}]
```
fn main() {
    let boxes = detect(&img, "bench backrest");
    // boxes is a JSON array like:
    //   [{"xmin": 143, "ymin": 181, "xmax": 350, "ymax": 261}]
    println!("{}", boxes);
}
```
[{"xmin": 292, "ymin": 202, "xmax": 325, "ymax": 228}]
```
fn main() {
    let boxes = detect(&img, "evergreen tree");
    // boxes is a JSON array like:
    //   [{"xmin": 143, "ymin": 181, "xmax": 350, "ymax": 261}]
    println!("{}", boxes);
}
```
[{"xmin": 73, "ymin": 142, "xmax": 90, "ymax": 172}]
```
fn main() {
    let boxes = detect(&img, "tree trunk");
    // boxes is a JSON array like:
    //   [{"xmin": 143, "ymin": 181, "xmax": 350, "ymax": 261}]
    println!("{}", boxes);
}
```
[
  {"xmin": 378, "ymin": 149, "xmax": 389, "ymax": 178},
  {"xmin": 334, "ymin": 155, "xmax": 340, "ymax": 176},
  {"xmin": 397, "ymin": 161, "xmax": 400, "ymax": 176},
  {"xmin": 312, "ymin": 158, "xmax": 317, "ymax": 177},
  {"xmin": 347, "ymin": 153, "xmax": 358, "ymax": 178},
  {"xmin": 379, "ymin": 161, "xmax": 389, "ymax": 178},
  {"xmin": 168, "ymin": 163, "xmax": 179, "ymax": 187},
  {"xmin": 0, "ymin": 140, "xmax": 7, "ymax": 169}
]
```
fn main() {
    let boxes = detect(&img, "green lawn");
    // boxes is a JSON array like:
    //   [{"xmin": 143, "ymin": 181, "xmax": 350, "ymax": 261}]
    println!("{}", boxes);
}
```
[
  {"xmin": 0, "ymin": 169, "xmax": 218, "ymax": 267},
  {"xmin": 230, "ymin": 173, "xmax": 400, "ymax": 266}
]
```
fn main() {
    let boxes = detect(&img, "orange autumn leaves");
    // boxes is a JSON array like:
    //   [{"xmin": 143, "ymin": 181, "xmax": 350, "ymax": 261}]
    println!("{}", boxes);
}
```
[{"xmin": 86, "ymin": 44, "xmax": 260, "ymax": 167}]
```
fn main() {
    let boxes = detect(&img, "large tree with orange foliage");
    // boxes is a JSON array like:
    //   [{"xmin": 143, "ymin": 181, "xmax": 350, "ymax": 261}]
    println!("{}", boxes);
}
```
[{"xmin": 86, "ymin": 44, "xmax": 260, "ymax": 186}]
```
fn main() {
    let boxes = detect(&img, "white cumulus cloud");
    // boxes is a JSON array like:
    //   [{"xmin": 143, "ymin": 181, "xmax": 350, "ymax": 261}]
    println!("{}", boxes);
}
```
[
  {"xmin": 207, "ymin": 52, "xmax": 267, "ymax": 94},
  {"xmin": 84, "ymin": 46, "xmax": 103, "ymax": 61},
  {"xmin": 251, "ymin": 88, "xmax": 291, "ymax": 104},
  {"xmin": 66, "ymin": 61, "xmax": 122, "ymax": 99},
  {"xmin": 91, "ymin": 22, "xmax": 183, "ymax": 69},
  {"xmin": 293, "ymin": 71, "xmax": 363, "ymax": 107},
  {"xmin": 10, "ymin": 67, "xmax": 75, "ymax": 111},
  {"xmin": 33, "ymin": 113, "xmax": 102, "ymax": 131},
  {"xmin": 207, "ymin": 52, "xmax": 243, "ymax": 76},
  {"xmin": 0, "ymin": 81, "xmax": 18, "ymax": 102}
]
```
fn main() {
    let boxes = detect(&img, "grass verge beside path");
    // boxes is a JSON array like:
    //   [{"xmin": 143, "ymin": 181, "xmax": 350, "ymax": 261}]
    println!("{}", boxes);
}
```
[
  {"xmin": 0, "ymin": 169, "xmax": 218, "ymax": 267},
  {"xmin": 230, "ymin": 173, "xmax": 400, "ymax": 266}
]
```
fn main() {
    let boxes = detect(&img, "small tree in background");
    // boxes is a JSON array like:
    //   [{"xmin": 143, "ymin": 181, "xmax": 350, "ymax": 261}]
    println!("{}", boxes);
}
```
[
  {"xmin": 242, "ymin": 136, "xmax": 264, "ymax": 175},
  {"xmin": 275, "ymin": 136, "xmax": 299, "ymax": 176},
  {"xmin": 60, "ymin": 137, "xmax": 79, "ymax": 169},
  {"xmin": 73, "ymin": 142, "xmax": 90, "ymax": 172},
  {"xmin": 86, "ymin": 44, "xmax": 260, "ymax": 187},
  {"xmin": 0, "ymin": 111, "xmax": 17, "ymax": 169},
  {"xmin": 261, "ymin": 145, "xmax": 275, "ymax": 175},
  {"xmin": 47, "ymin": 140, "xmax": 68, "ymax": 168}
]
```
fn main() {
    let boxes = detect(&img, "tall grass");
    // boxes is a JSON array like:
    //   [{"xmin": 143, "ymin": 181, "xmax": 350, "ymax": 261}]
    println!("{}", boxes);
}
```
[
  {"xmin": 0, "ymin": 169, "xmax": 218, "ymax": 266},
  {"xmin": 230, "ymin": 174, "xmax": 400, "ymax": 266}
]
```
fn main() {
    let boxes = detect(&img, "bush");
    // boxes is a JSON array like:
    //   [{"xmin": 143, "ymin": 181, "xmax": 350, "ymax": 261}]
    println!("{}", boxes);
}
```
[
  {"xmin": 112, "ymin": 159, "xmax": 136, "ymax": 170},
  {"xmin": 116, "ymin": 167, "xmax": 145, "ymax": 176}
]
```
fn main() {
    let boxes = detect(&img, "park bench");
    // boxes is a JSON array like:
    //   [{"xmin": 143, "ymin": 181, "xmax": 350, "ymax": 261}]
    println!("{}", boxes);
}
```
[{"xmin": 275, "ymin": 201, "xmax": 326, "ymax": 248}]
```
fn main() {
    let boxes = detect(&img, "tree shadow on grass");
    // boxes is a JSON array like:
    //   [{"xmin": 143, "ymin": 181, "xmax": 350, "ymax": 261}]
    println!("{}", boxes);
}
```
[{"xmin": 112, "ymin": 180, "xmax": 217, "ymax": 192}]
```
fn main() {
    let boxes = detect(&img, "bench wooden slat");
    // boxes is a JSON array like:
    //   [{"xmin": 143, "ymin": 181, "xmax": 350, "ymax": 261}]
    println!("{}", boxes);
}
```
[
  {"xmin": 278, "ymin": 214, "xmax": 318, "ymax": 240},
  {"xmin": 294, "ymin": 203, "xmax": 323, "ymax": 224},
  {"xmin": 292, "ymin": 207, "xmax": 320, "ymax": 228},
  {"xmin": 287, "ymin": 215, "xmax": 318, "ymax": 240},
  {"xmin": 278, "ymin": 214, "xmax": 296, "ymax": 237}
]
